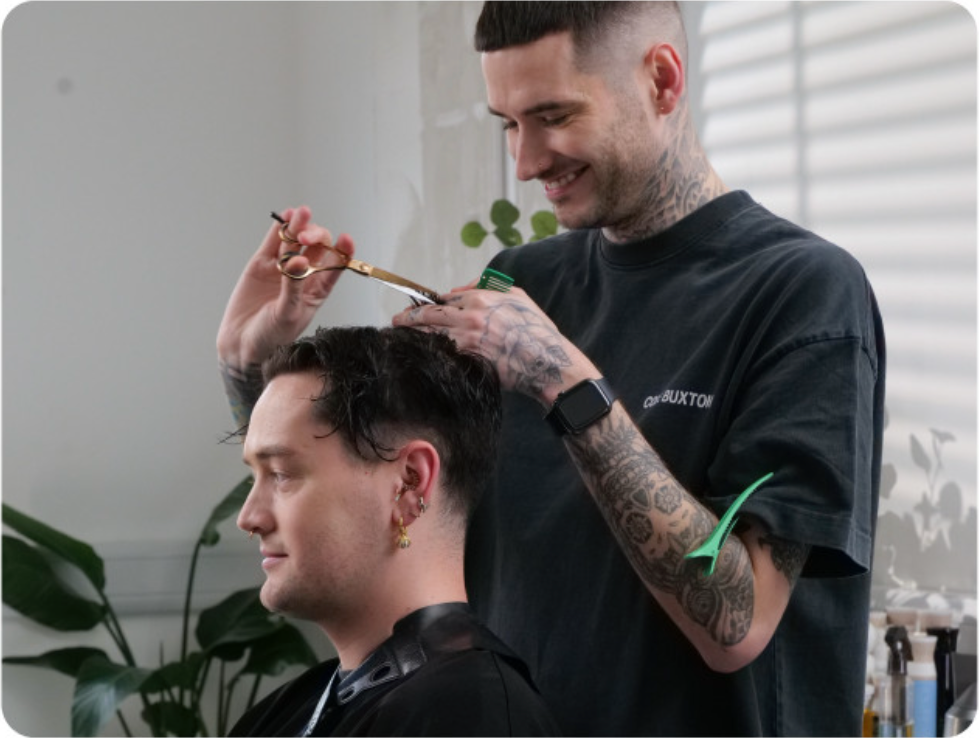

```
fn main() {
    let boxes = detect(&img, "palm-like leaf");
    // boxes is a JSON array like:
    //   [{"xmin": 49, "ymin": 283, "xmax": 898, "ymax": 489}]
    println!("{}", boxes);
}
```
[
  {"xmin": 196, "ymin": 588, "xmax": 281, "ymax": 657},
  {"xmin": 72, "ymin": 656, "xmax": 152, "ymax": 737},
  {"xmin": 2, "ymin": 536, "xmax": 105, "ymax": 630},
  {"xmin": 3, "ymin": 647, "xmax": 109, "ymax": 678},
  {"xmin": 3, "ymin": 503, "xmax": 105, "ymax": 589},
  {"xmin": 198, "ymin": 477, "xmax": 253, "ymax": 547}
]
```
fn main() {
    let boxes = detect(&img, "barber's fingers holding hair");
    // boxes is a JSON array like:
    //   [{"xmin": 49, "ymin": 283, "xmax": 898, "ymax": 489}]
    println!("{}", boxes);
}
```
[{"xmin": 392, "ymin": 286, "xmax": 530, "ymax": 349}]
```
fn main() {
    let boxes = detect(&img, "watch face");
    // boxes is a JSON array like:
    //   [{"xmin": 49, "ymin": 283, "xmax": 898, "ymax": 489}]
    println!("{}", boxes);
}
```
[{"xmin": 562, "ymin": 382, "xmax": 611, "ymax": 428}]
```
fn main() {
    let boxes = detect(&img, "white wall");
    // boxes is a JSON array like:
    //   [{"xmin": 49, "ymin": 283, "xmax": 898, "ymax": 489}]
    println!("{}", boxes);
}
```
[{"xmin": 2, "ymin": 2, "xmax": 502, "ymax": 735}]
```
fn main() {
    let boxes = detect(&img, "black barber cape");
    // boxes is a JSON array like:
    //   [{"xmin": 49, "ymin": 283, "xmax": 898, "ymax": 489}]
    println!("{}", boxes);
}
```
[{"xmin": 228, "ymin": 603, "xmax": 560, "ymax": 736}]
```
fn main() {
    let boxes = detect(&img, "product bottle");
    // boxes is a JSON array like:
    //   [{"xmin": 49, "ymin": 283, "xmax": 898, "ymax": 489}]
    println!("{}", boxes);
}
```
[
  {"xmin": 879, "ymin": 625, "xmax": 914, "ymax": 737},
  {"xmin": 865, "ymin": 681, "xmax": 880, "ymax": 737},
  {"xmin": 926, "ymin": 626, "xmax": 958, "ymax": 737},
  {"xmin": 909, "ymin": 634, "xmax": 937, "ymax": 737}
]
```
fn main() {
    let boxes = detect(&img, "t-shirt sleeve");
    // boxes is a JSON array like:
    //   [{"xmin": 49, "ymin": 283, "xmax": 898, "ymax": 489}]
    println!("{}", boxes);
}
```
[{"xmin": 707, "ymin": 247, "xmax": 884, "ymax": 577}]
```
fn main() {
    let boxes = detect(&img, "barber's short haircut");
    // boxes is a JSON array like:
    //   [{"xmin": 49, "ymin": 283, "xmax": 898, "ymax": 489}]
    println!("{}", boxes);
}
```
[
  {"xmin": 474, "ymin": 1, "xmax": 687, "ymax": 69},
  {"xmin": 262, "ymin": 326, "xmax": 502, "ymax": 521}
]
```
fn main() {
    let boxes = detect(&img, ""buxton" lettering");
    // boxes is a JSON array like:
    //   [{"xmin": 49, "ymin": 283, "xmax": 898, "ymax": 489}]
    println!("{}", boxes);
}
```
[{"xmin": 643, "ymin": 389, "xmax": 714, "ymax": 410}]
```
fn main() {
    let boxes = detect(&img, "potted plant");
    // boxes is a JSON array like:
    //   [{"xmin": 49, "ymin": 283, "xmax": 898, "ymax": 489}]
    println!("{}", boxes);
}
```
[{"xmin": 3, "ymin": 477, "xmax": 317, "ymax": 737}]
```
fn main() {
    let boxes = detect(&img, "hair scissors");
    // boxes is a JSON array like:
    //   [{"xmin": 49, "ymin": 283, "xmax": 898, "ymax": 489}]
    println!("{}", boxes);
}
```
[{"xmin": 271, "ymin": 212, "xmax": 443, "ymax": 306}]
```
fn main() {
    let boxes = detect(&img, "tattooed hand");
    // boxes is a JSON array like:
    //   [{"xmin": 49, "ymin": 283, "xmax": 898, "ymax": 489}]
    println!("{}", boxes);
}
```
[{"xmin": 392, "ymin": 286, "xmax": 596, "ymax": 404}]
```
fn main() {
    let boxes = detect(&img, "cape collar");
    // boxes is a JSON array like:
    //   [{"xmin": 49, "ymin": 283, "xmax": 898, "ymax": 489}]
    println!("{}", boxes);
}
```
[{"xmin": 333, "ymin": 602, "xmax": 521, "ymax": 706}]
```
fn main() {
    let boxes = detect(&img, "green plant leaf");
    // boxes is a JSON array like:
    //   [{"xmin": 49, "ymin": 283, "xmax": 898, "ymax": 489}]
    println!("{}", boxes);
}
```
[
  {"xmin": 238, "ymin": 623, "xmax": 318, "ymax": 678},
  {"xmin": 143, "ymin": 652, "xmax": 205, "ymax": 693},
  {"xmin": 196, "ymin": 587, "xmax": 280, "ymax": 655},
  {"xmin": 493, "ymin": 225, "xmax": 523, "ymax": 247},
  {"xmin": 489, "ymin": 198, "xmax": 520, "ymax": 228},
  {"xmin": 460, "ymin": 221, "xmax": 489, "ymax": 248},
  {"xmin": 199, "ymin": 476, "xmax": 254, "ymax": 547},
  {"xmin": 72, "ymin": 656, "xmax": 152, "ymax": 737},
  {"xmin": 141, "ymin": 700, "xmax": 201, "ymax": 737},
  {"xmin": 530, "ymin": 209, "xmax": 558, "ymax": 240},
  {"xmin": 2, "ymin": 536, "xmax": 106, "ymax": 631},
  {"xmin": 2, "ymin": 503, "xmax": 106, "ymax": 590},
  {"xmin": 910, "ymin": 434, "xmax": 931, "ymax": 473},
  {"xmin": 3, "ymin": 647, "xmax": 109, "ymax": 678}
]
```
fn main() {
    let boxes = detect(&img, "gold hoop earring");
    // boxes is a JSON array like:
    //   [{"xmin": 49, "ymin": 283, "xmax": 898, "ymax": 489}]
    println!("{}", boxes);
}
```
[{"xmin": 397, "ymin": 517, "xmax": 411, "ymax": 550}]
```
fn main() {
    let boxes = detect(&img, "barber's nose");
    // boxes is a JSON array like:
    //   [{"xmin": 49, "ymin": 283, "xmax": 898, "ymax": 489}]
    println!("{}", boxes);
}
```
[{"xmin": 513, "ymin": 131, "xmax": 550, "ymax": 182}]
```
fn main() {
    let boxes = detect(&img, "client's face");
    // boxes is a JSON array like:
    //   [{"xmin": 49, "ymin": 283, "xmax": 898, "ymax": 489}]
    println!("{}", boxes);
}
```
[{"xmin": 238, "ymin": 372, "xmax": 391, "ymax": 625}]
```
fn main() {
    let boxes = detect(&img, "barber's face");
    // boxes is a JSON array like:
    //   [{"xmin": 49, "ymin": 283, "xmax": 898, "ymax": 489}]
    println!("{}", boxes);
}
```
[
  {"xmin": 482, "ymin": 32, "xmax": 661, "ymax": 235},
  {"xmin": 238, "ymin": 373, "xmax": 392, "ymax": 624}
]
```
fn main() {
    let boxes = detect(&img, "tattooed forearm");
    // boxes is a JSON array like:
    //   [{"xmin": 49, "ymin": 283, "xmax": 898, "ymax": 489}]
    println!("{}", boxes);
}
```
[
  {"xmin": 568, "ymin": 411, "xmax": 754, "ymax": 647},
  {"xmin": 759, "ymin": 534, "xmax": 810, "ymax": 586},
  {"xmin": 219, "ymin": 360, "xmax": 264, "ymax": 430}
]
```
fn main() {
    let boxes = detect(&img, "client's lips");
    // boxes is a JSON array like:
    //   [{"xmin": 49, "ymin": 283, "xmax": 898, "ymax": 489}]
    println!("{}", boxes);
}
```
[{"xmin": 260, "ymin": 549, "xmax": 287, "ymax": 569}]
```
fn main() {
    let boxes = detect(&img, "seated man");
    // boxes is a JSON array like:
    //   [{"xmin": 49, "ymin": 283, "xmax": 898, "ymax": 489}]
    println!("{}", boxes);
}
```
[{"xmin": 229, "ymin": 326, "xmax": 559, "ymax": 737}]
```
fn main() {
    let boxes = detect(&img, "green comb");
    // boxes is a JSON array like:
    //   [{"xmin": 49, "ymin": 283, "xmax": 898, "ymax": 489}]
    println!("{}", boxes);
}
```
[
  {"xmin": 477, "ymin": 268, "xmax": 514, "ymax": 293},
  {"xmin": 685, "ymin": 472, "xmax": 774, "ymax": 576}
]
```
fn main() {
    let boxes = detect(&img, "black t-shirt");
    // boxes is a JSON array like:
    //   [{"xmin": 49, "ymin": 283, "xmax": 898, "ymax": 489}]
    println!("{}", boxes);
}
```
[
  {"xmin": 465, "ymin": 191, "xmax": 885, "ymax": 736},
  {"xmin": 228, "ymin": 603, "xmax": 560, "ymax": 736}
]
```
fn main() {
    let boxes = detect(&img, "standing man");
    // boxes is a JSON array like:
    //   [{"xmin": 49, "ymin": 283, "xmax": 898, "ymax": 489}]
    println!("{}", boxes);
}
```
[
  {"xmin": 218, "ymin": 3, "xmax": 885, "ymax": 735},
  {"xmin": 229, "ymin": 326, "xmax": 559, "ymax": 736}
]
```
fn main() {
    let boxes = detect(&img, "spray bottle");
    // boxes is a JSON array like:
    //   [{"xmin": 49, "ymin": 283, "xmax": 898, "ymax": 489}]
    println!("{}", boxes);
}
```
[{"xmin": 879, "ymin": 625, "xmax": 914, "ymax": 737}]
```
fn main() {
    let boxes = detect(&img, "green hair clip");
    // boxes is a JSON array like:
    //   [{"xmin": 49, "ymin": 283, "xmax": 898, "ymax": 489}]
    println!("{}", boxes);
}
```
[{"xmin": 685, "ymin": 472, "xmax": 774, "ymax": 576}]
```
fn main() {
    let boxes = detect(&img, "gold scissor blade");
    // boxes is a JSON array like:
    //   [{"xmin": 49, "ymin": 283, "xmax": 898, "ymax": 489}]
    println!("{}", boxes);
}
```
[{"xmin": 346, "ymin": 260, "xmax": 443, "ymax": 305}]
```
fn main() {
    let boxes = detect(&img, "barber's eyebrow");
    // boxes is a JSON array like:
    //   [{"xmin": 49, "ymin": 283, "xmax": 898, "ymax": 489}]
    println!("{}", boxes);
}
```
[{"xmin": 487, "ymin": 101, "xmax": 578, "ymax": 118}]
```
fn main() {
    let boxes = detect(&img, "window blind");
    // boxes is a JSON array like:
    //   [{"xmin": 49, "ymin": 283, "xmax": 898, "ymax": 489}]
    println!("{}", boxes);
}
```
[{"xmin": 693, "ymin": 1, "xmax": 976, "ymax": 597}]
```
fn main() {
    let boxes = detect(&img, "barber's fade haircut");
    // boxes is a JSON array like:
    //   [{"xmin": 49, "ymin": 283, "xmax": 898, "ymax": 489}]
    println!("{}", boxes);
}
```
[
  {"xmin": 262, "ymin": 326, "xmax": 502, "ymax": 521},
  {"xmin": 474, "ymin": 1, "xmax": 687, "ymax": 69}
]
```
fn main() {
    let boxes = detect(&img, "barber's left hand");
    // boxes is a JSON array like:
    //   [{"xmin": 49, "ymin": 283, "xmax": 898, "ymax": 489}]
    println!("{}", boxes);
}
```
[{"xmin": 392, "ymin": 285, "xmax": 596, "ymax": 405}]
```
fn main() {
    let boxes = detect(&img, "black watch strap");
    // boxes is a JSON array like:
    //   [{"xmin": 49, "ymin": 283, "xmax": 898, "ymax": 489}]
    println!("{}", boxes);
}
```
[{"xmin": 544, "ymin": 377, "xmax": 617, "ymax": 436}]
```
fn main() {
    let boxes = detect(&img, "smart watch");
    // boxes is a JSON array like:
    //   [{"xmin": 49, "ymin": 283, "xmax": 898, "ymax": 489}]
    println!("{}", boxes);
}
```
[{"xmin": 544, "ymin": 377, "xmax": 617, "ymax": 436}]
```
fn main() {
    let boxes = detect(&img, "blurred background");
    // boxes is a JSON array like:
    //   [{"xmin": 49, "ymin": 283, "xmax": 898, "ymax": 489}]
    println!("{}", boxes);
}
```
[{"xmin": 3, "ymin": 2, "xmax": 975, "ymax": 735}]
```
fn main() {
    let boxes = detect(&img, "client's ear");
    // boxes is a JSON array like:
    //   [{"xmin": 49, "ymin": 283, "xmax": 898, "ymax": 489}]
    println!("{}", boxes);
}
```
[{"xmin": 392, "ymin": 440, "xmax": 440, "ymax": 527}]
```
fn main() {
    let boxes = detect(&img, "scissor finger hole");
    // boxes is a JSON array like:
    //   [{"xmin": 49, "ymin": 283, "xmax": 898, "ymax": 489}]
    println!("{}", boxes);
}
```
[
  {"xmin": 277, "ymin": 252, "xmax": 345, "ymax": 280},
  {"xmin": 277, "ymin": 252, "xmax": 310, "ymax": 280}
]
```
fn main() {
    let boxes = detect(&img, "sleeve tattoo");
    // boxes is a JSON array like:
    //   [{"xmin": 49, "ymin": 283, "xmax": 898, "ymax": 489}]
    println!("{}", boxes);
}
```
[{"xmin": 568, "ymin": 412, "xmax": 808, "ymax": 647}]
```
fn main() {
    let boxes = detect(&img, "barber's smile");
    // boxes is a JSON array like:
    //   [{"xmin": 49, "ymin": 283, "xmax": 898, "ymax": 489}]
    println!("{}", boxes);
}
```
[{"xmin": 543, "ymin": 166, "xmax": 587, "ymax": 200}]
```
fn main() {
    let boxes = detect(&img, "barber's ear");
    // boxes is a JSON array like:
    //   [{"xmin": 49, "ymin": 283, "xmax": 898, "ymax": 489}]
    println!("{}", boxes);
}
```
[
  {"xmin": 642, "ymin": 42, "xmax": 684, "ymax": 114},
  {"xmin": 392, "ymin": 440, "xmax": 440, "ymax": 528}
]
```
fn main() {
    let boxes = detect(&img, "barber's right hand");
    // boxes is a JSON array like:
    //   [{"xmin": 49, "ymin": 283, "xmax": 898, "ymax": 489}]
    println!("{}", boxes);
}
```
[{"xmin": 216, "ymin": 205, "xmax": 355, "ymax": 369}]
